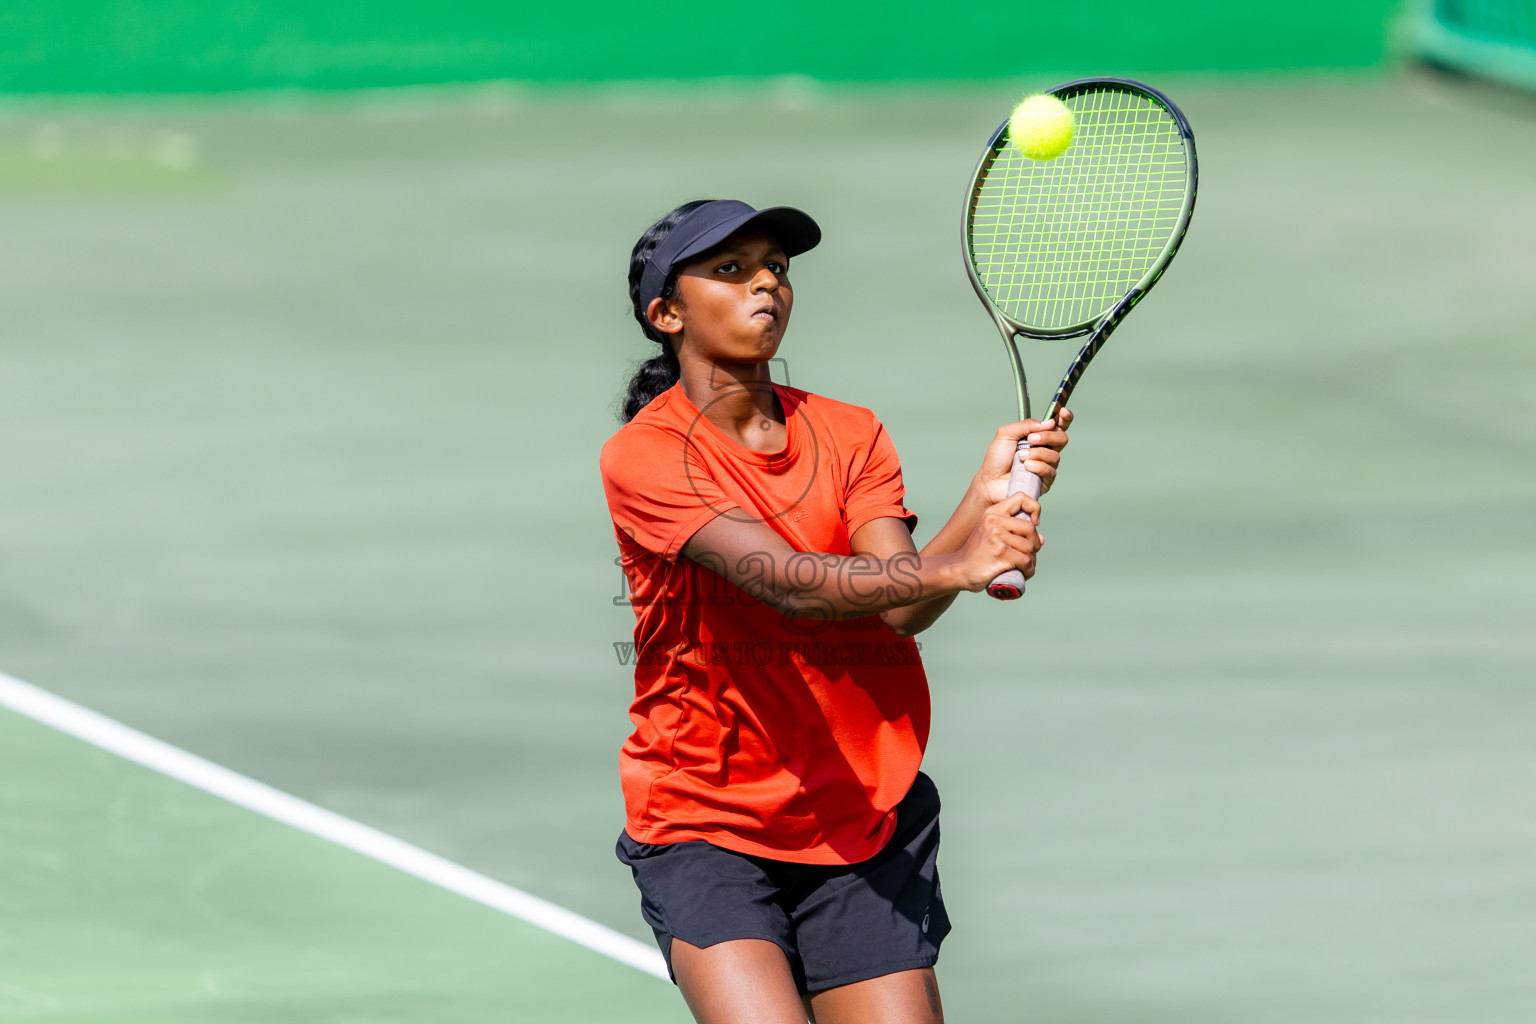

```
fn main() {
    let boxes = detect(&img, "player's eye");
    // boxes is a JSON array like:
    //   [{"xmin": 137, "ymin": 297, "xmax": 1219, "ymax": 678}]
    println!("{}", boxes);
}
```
[
  {"xmin": 767, "ymin": 260, "xmax": 787, "ymax": 273},
  {"xmin": 714, "ymin": 262, "xmax": 739, "ymax": 273}
]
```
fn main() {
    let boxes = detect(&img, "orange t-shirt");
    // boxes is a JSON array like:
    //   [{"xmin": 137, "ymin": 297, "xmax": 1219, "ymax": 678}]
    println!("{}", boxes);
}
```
[{"xmin": 599, "ymin": 381, "xmax": 930, "ymax": 865}]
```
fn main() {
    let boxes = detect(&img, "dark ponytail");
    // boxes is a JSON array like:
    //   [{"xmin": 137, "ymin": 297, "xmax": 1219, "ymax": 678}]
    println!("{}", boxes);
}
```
[{"xmin": 621, "ymin": 199, "xmax": 715, "ymax": 422}]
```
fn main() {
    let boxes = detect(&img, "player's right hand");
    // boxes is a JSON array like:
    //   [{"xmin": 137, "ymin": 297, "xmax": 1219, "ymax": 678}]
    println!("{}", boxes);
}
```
[{"xmin": 954, "ymin": 491, "xmax": 1043, "ymax": 590}]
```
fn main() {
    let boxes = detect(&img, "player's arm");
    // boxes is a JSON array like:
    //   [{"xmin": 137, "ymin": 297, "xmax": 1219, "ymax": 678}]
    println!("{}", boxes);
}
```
[
  {"xmin": 679, "ymin": 492, "xmax": 1042, "ymax": 625},
  {"xmin": 860, "ymin": 410, "xmax": 1072, "ymax": 635}
]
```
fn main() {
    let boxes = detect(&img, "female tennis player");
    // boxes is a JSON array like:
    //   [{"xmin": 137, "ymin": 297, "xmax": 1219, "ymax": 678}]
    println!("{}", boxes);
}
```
[{"xmin": 600, "ymin": 199, "xmax": 1072, "ymax": 1024}]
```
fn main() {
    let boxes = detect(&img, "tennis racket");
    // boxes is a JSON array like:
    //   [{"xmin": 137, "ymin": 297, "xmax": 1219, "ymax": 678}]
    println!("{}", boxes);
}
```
[{"xmin": 963, "ymin": 77, "xmax": 1198, "ymax": 600}]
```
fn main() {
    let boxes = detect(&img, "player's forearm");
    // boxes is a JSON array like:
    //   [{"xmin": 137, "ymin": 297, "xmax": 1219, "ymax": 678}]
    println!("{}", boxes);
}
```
[
  {"xmin": 736, "ymin": 549, "xmax": 970, "ymax": 623},
  {"xmin": 918, "ymin": 478, "xmax": 992, "ymax": 559},
  {"xmin": 880, "ymin": 487, "xmax": 987, "ymax": 636},
  {"xmin": 880, "ymin": 477, "xmax": 1032, "ymax": 635},
  {"xmin": 878, "ymin": 591, "xmax": 959, "ymax": 637}
]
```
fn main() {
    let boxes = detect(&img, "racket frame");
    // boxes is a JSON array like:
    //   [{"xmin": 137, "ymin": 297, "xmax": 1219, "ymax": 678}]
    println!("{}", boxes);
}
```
[{"xmin": 961, "ymin": 77, "xmax": 1199, "ymax": 597}]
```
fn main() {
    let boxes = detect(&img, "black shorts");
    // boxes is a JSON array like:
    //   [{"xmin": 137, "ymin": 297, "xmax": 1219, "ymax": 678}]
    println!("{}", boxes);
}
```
[{"xmin": 615, "ymin": 771, "xmax": 952, "ymax": 994}]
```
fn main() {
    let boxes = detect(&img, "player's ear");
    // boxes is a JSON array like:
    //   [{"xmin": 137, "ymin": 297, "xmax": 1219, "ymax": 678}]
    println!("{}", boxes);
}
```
[{"xmin": 647, "ymin": 296, "xmax": 684, "ymax": 336}]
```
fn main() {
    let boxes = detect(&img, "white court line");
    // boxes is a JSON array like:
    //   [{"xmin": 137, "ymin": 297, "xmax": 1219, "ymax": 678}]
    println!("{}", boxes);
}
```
[{"xmin": 0, "ymin": 671, "xmax": 668, "ymax": 981}]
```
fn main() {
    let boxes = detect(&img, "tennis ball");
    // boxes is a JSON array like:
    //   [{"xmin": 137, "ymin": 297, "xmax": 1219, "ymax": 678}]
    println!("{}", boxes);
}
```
[{"xmin": 1009, "ymin": 94, "xmax": 1074, "ymax": 161}]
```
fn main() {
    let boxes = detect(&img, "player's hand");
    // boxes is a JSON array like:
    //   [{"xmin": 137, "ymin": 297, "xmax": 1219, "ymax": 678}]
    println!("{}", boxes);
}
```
[
  {"xmin": 953, "ymin": 491, "xmax": 1044, "ymax": 589},
  {"xmin": 973, "ymin": 408, "xmax": 1073, "ymax": 502}
]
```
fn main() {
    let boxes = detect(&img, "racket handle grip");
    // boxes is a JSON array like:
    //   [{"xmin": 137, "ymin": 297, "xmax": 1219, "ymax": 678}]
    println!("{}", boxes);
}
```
[{"xmin": 986, "ymin": 440, "xmax": 1043, "ymax": 601}]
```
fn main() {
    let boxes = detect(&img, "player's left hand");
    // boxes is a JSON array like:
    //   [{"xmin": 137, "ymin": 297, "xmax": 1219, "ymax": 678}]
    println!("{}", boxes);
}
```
[{"xmin": 973, "ymin": 407, "xmax": 1073, "ymax": 503}]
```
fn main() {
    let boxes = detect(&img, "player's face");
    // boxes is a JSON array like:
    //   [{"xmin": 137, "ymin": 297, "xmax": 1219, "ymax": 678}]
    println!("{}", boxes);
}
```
[{"xmin": 667, "ymin": 229, "xmax": 792, "ymax": 362}]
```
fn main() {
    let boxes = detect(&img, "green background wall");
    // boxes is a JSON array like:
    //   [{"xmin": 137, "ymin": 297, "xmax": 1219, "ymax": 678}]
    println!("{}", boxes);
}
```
[{"xmin": 1, "ymin": 1, "xmax": 1403, "ymax": 94}]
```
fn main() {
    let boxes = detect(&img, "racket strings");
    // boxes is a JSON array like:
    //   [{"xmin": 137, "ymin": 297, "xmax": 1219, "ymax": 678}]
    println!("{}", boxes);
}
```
[{"xmin": 969, "ymin": 87, "xmax": 1189, "ymax": 331}]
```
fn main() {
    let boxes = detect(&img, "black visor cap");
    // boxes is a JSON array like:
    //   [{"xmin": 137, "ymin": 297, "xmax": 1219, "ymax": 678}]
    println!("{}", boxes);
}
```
[{"xmin": 638, "ymin": 200, "xmax": 821, "ymax": 313}]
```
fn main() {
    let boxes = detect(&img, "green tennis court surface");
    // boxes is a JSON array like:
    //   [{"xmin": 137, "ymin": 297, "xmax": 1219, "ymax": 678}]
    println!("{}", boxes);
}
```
[
  {"xmin": 0, "ymin": 707, "xmax": 673, "ymax": 1022},
  {"xmin": 2, "ymin": 77, "xmax": 1534, "ymax": 1021}
]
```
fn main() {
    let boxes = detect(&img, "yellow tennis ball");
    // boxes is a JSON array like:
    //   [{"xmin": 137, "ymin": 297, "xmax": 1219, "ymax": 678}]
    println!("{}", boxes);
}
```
[{"xmin": 1009, "ymin": 94, "xmax": 1074, "ymax": 161}]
